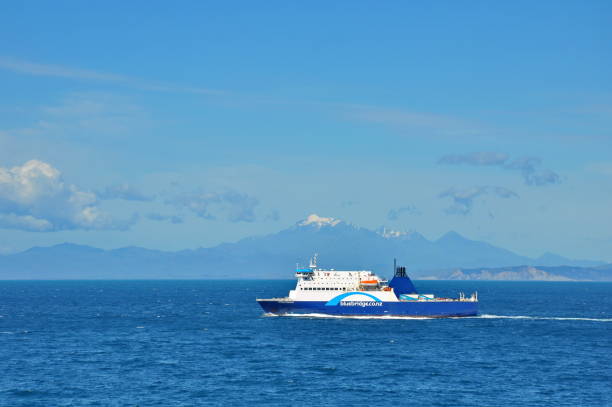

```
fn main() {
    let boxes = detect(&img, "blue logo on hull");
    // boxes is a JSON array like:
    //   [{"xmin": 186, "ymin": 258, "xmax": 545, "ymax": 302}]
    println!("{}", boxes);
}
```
[{"xmin": 325, "ymin": 292, "xmax": 383, "ymax": 306}]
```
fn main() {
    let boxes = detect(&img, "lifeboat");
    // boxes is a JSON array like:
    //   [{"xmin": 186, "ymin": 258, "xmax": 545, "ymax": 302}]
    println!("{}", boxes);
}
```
[{"xmin": 360, "ymin": 279, "xmax": 379, "ymax": 286}]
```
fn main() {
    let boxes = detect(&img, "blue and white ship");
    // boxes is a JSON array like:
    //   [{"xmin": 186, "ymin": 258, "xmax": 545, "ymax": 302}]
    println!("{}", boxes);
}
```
[{"xmin": 257, "ymin": 255, "xmax": 478, "ymax": 317}]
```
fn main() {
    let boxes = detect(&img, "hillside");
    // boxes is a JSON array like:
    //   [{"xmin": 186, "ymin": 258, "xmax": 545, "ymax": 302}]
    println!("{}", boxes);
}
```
[{"xmin": 0, "ymin": 214, "xmax": 606, "ymax": 280}]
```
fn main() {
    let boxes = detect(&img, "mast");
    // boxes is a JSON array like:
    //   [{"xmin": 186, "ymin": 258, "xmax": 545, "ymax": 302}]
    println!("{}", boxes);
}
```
[{"xmin": 309, "ymin": 253, "xmax": 318, "ymax": 269}]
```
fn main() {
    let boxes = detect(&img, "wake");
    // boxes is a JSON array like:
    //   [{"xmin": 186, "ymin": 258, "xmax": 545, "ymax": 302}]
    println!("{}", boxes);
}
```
[
  {"xmin": 263, "ymin": 312, "xmax": 612, "ymax": 322},
  {"xmin": 478, "ymin": 314, "xmax": 612, "ymax": 322},
  {"xmin": 264, "ymin": 312, "xmax": 435, "ymax": 320}
]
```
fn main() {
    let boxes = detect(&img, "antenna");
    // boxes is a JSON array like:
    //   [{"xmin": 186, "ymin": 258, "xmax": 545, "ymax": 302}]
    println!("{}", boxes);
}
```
[{"xmin": 309, "ymin": 253, "xmax": 318, "ymax": 269}]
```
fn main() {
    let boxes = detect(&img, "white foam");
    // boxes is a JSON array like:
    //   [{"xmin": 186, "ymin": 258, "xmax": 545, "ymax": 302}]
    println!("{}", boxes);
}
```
[
  {"xmin": 262, "ymin": 313, "xmax": 612, "ymax": 322},
  {"xmin": 478, "ymin": 314, "xmax": 612, "ymax": 322},
  {"xmin": 264, "ymin": 312, "xmax": 435, "ymax": 320}
]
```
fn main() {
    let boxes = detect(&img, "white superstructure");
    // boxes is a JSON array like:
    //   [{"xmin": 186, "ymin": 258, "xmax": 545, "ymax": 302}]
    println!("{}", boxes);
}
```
[{"xmin": 288, "ymin": 254, "xmax": 400, "ymax": 302}]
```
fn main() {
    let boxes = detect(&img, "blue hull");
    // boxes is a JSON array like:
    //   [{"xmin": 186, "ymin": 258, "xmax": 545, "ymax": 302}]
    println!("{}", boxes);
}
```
[{"xmin": 258, "ymin": 300, "xmax": 478, "ymax": 317}]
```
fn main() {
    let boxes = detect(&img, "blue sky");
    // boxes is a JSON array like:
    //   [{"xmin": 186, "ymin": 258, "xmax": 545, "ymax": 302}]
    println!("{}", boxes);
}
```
[{"xmin": 0, "ymin": 1, "xmax": 611, "ymax": 261}]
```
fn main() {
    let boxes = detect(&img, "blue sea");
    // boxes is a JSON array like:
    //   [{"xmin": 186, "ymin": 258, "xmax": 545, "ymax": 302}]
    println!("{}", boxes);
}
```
[{"xmin": 0, "ymin": 280, "xmax": 610, "ymax": 406}]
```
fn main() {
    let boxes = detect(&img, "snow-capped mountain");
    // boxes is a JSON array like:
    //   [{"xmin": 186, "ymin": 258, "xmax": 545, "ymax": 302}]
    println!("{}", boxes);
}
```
[
  {"xmin": 298, "ymin": 214, "xmax": 343, "ymax": 228},
  {"xmin": 0, "ymin": 214, "xmax": 606, "ymax": 279}
]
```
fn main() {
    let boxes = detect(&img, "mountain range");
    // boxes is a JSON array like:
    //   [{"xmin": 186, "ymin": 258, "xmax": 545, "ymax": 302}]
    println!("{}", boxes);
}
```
[{"xmin": 0, "ymin": 214, "xmax": 609, "ymax": 280}]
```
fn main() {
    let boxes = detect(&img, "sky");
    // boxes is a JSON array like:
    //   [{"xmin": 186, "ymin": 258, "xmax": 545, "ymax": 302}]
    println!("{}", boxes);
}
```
[{"xmin": 0, "ymin": 1, "xmax": 611, "ymax": 261}]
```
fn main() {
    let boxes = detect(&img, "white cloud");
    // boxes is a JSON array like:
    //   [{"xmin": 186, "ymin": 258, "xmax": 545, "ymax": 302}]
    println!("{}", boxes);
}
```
[
  {"xmin": 438, "ymin": 186, "xmax": 518, "ymax": 215},
  {"xmin": 0, "ymin": 213, "xmax": 52, "ymax": 232},
  {"xmin": 98, "ymin": 184, "xmax": 155, "ymax": 201},
  {"xmin": 342, "ymin": 104, "xmax": 484, "ymax": 137},
  {"xmin": 146, "ymin": 213, "xmax": 183, "ymax": 224},
  {"xmin": 168, "ymin": 190, "xmax": 259, "ymax": 222},
  {"xmin": 0, "ymin": 160, "xmax": 132, "ymax": 231},
  {"xmin": 0, "ymin": 92, "xmax": 152, "ymax": 147},
  {"xmin": 0, "ymin": 56, "xmax": 126, "ymax": 81},
  {"xmin": 438, "ymin": 152, "xmax": 509, "ymax": 166},
  {"xmin": 387, "ymin": 205, "xmax": 420, "ymax": 220},
  {"xmin": 504, "ymin": 157, "xmax": 562, "ymax": 186},
  {"xmin": 439, "ymin": 152, "xmax": 562, "ymax": 186},
  {"xmin": 0, "ymin": 56, "xmax": 222, "ymax": 95}
]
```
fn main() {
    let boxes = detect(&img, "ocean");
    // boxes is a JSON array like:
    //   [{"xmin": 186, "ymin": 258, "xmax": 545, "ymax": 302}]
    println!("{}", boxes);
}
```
[{"xmin": 0, "ymin": 280, "xmax": 610, "ymax": 406}]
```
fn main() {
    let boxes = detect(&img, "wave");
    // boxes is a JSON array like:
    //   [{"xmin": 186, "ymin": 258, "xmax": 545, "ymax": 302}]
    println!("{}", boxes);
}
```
[{"xmin": 263, "ymin": 313, "xmax": 612, "ymax": 322}]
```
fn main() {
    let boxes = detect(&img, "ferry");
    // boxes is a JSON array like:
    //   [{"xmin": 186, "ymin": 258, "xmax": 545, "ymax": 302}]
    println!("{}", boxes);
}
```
[{"xmin": 257, "ymin": 255, "xmax": 478, "ymax": 317}]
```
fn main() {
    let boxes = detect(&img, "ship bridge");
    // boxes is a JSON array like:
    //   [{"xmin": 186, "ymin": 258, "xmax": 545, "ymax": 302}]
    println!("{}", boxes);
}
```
[{"xmin": 292, "ymin": 254, "xmax": 388, "ymax": 293}]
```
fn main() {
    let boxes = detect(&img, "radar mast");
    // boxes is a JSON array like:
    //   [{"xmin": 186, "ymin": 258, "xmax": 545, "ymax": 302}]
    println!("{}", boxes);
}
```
[{"xmin": 309, "ymin": 253, "xmax": 318, "ymax": 269}]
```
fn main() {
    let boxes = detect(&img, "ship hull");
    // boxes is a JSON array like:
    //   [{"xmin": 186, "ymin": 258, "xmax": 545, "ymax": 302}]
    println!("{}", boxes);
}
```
[{"xmin": 257, "ymin": 299, "xmax": 478, "ymax": 317}]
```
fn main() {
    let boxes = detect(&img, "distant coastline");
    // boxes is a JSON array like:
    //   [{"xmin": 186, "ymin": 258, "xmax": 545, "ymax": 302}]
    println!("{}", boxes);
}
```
[{"xmin": 0, "ymin": 215, "xmax": 609, "ymax": 281}]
